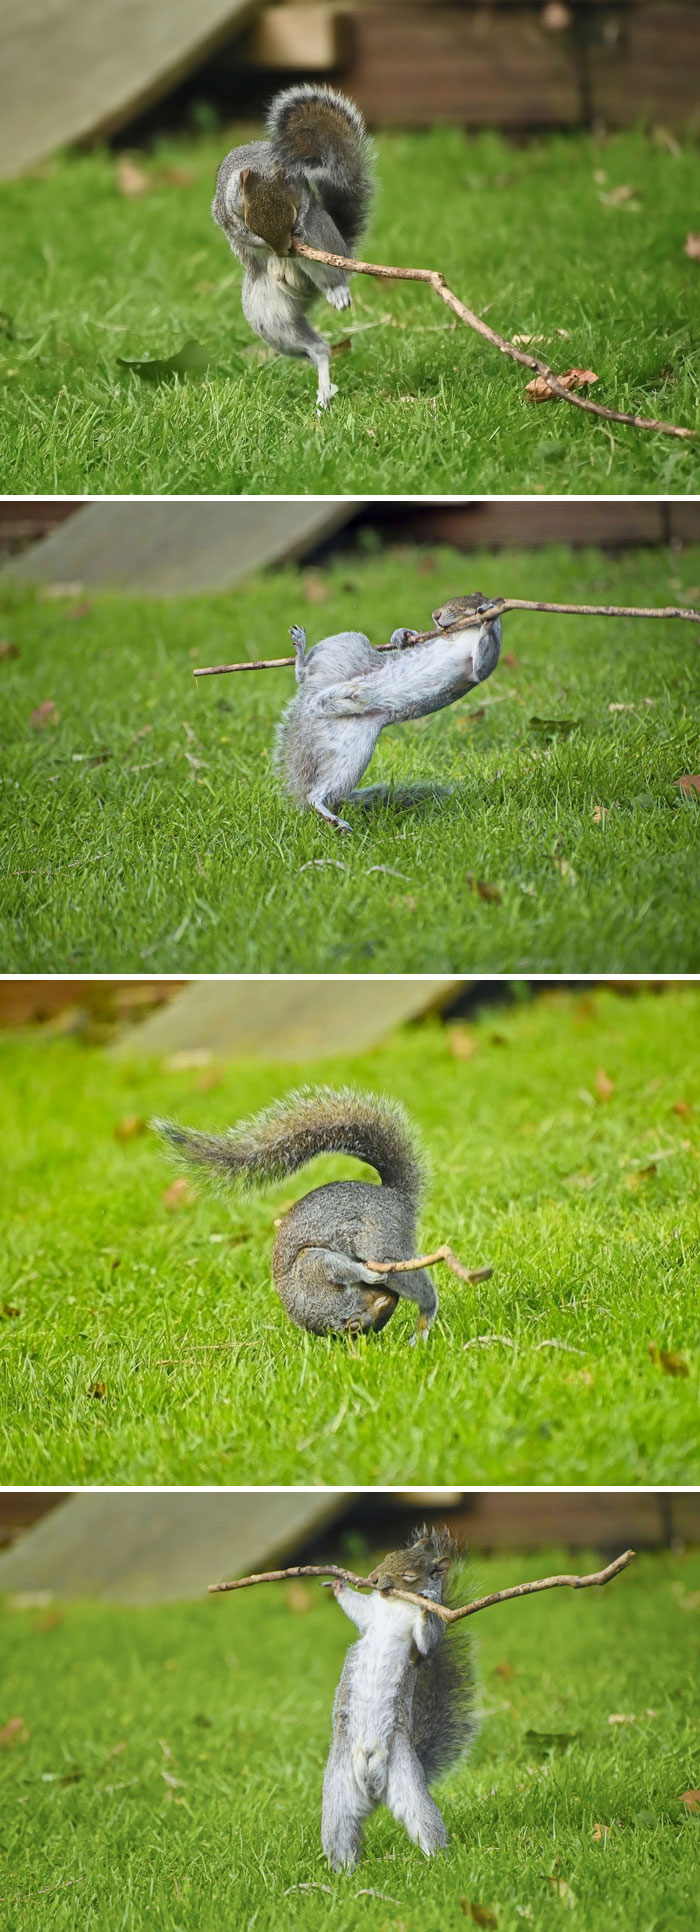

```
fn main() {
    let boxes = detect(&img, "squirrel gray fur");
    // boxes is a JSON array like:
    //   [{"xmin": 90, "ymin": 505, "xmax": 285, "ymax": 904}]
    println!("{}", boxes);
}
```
[
  {"xmin": 275, "ymin": 593, "xmax": 503, "ymax": 830},
  {"xmin": 212, "ymin": 84, "xmax": 373, "ymax": 409},
  {"xmin": 154, "ymin": 1086, "xmax": 440, "ymax": 1341},
  {"xmin": 322, "ymin": 1524, "xmax": 476, "ymax": 1870}
]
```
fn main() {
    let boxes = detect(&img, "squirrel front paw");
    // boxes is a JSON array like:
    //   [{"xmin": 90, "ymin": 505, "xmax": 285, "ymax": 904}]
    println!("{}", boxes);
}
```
[{"xmin": 325, "ymin": 285, "xmax": 351, "ymax": 311}]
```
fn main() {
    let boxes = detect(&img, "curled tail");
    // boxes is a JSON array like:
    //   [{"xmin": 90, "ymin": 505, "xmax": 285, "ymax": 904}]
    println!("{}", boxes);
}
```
[
  {"xmin": 154, "ymin": 1085, "xmax": 425, "ymax": 1200},
  {"xmin": 267, "ymin": 84, "xmax": 373, "ymax": 249},
  {"xmin": 410, "ymin": 1527, "xmax": 478, "ymax": 1783}
]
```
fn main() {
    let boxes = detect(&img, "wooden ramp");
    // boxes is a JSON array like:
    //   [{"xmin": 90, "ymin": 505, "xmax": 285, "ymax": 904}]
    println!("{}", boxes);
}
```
[
  {"xmin": 0, "ymin": 1493, "xmax": 345, "ymax": 1605},
  {"xmin": 110, "ymin": 977, "xmax": 460, "ymax": 1062},
  {"xmin": 0, "ymin": 0, "xmax": 261, "ymax": 182},
  {"xmin": 4, "ymin": 500, "xmax": 357, "ymax": 597}
]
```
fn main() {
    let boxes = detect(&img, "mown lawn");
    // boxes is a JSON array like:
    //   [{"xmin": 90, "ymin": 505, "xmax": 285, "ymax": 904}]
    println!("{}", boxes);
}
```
[
  {"xmin": 1, "ymin": 988, "xmax": 698, "ymax": 1486},
  {"xmin": 0, "ymin": 1547, "xmax": 698, "ymax": 1931},
  {"xmin": 2, "ymin": 543, "xmax": 700, "ymax": 974},
  {"xmin": 0, "ymin": 126, "xmax": 698, "ymax": 494}
]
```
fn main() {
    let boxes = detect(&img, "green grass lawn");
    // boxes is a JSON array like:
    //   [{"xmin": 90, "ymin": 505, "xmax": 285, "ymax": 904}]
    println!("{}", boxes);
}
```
[
  {"xmin": 2, "ymin": 543, "xmax": 700, "ymax": 974},
  {"xmin": 0, "ymin": 126, "xmax": 698, "ymax": 494},
  {"xmin": 1, "ymin": 1547, "xmax": 697, "ymax": 1931},
  {"xmin": 1, "ymin": 987, "xmax": 699, "ymax": 1486}
]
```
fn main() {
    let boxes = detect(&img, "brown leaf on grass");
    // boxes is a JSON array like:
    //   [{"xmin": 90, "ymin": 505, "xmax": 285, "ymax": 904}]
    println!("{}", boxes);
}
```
[
  {"xmin": 115, "ymin": 158, "xmax": 150, "ymax": 197},
  {"xmin": 548, "ymin": 1878, "xmax": 576, "ymax": 1906},
  {"xmin": 675, "ymin": 775, "xmax": 700, "ymax": 798},
  {"xmin": 679, "ymin": 1789, "xmax": 700, "ymax": 1811},
  {"xmin": 88, "ymin": 1380, "xmax": 106, "ymax": 1399},
  {"xmin": 66, "ymin": 600, "xmax": 93, "ymax": 621},
  {"xmin": 467, "ymin": 872, "xmax": 502, "ymax": 905},
  {"xmin": 624, "ymin": 1162, "xmax": 657, "ymax": 1190},
  {"xmin": 303, "ymin": 573, "xmax": 329, "ymax": 603},
  {"xmin": 2, "ymin": 1304, "xmax": 20, "ymax": 1317},
  {"xmin": 495, "ymin": 1661, "xmax": 516, "ymax": 1681},
  {"xmin": 594, "ymin": 1068, "xmax": 614, "ymax": 1103},
  {"xmin": 684, "ymin": 235, "xmax": 700, "ymax": 262},
  {"xmin": 447, "ymin": 1026, "xmax": 479, "ymax": 1061},
  {"xmin": 284, "ymin": 1582, "xmax": 312, "ymax": 1613},
  {"xmin": 0, "ymin": 1716, "xmax": 30, "ymax": 1748},
  {"xmin": 671, "ymin": 1100, "xmax": 693, "ymax": 1119},
  {"xmin": 599, "ymin": 184, "xmax": 638, "ymax": 207},
  {"xmin": 525, "ymin": 369, "xmax": 598, "ymax": 402},
  {"xmin": 0, "ymin": 639, "xmax": 19, "ymax": 661},
  {"xmin": 592, "ymin": 805, "xmax": 608, "ymax": 824},
  {"xmin": 552, "ymin": 855, "xmax": 577, "ymax": 885},
  {"xmin": 503, "ymin": 652, "xmax": 521, "ymax": 668},
  {"xmin": 114, "ymin": 1115, "xmax": 147, "ymax": 1143},
  {"xmin": 330, "ymin": 337, "xmax": 352, "ymax": 358},
  {"xmin": 648, "ymin": 1343, "xmax": 690, "ymax": 1378},
  {"xmin": 461, "ymin": 1905, "xmax": 498, "ymax": 1927},
  {"xmin": 30, "ymin": 699, "xmax": 61, "ymax": 729},
  {"xmin": 163, "ymin": 1177, "xmax": 197, "ymax": 1212}
]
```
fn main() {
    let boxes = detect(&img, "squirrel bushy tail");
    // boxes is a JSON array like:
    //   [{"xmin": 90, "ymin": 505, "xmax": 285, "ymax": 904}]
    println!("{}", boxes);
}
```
[
  {"xmin": 267, "ymin": 84, "xmax": 373, "ymax": 248},
  {"xmin": 410, "ymin": 1526, "xmax": 478, "ymax": 1781},
  {"xmin": 154, "ymin": 1085, "xmax": 424, "ymax": 1200}
]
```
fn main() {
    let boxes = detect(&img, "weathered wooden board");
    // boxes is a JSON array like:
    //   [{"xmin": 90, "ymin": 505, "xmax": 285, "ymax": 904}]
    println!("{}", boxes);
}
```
[
  {"xmin": 589, "ymin": 2, "xmax": 700, "ymax": 125},
  {"xmin": 0, "ymin": 1492, "xmax": 346, "ymax": 1604},
  {"xmin": 110, "ymin": 977, "xmax": 462, "ymax": 1062},
  {"xmin": 0, "ymin": 0, "xmax": 261, "ymax": 182},
  {"xmin": 4, "ymin": 501, "xmax": 358, "ymax": 596},
  {"xmin": 373, "ymin": 501, "xmax": 680, "ymax": 549},
  {"xmin": 343, "ymin": 7, "xmax": 581, "ymax": 125}
]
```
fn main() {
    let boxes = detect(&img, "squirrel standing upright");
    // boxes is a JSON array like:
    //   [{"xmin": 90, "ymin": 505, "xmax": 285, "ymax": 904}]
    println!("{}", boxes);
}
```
[
  {"xmin": 322, "ymin": 1525, "xmax": 476, "ymax": 1870},
  {"xmin": 212, "ymin": 84, "xmax": 373, "ymax": 409},
  {"xmin": 155, "ymin": 1086, "xmax": 440, "ymax": 1341},
  {"xmin": 276, "ymin": 593, "xmax": 503, "ymax": 830}
]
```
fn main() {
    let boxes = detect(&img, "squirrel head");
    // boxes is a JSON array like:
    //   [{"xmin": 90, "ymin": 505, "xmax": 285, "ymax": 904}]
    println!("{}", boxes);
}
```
[
  {"xmin": 432, "ymin": 593, "xmax": 497, "ymax": 631},
  {"xmin": 369, "ymin": 1525, "xmax": 456, "ymax": 1602},
  {"xmin": 239, "ymin": 167, "xmax": 298, "ymax": 255}
]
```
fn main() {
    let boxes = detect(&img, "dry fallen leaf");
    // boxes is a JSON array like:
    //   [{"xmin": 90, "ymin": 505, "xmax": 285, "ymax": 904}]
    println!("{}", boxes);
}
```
[
  {"xmin": 447, "ymin": 1026, "xmax": 479, "ymax": 1061},
  {"xmin": 115, "ymin": 158, "xmax": 150, "ymax": 197},
  {"xmin": 503, "ymin": 651, "xmax": 521, "ymax": 668},
  {"xmin": 525, "ymin": 369, "xmax": 598, "ymax": 403},
  {"xmin": 675, "ymin": 775, "xmax": 700, "ymax": 798},
  {"xmin": 0, "ymin": 1717, "xmax": 30, "ymax": 1748},
  {"xmin": 0, "ymin": 639, "xmax": 19, "ymax": 661},
  {"xmin": 594, "ymin": 1068, "xmax": 614, "ymax": 1103},
  {"xmin": 624, "ymin": 1162, "xmax": 657, "ymax": 1190},
  {"xmin": 88, "ymin": 1380, "xmax": 106, "ymax": 1399},
  {"xmin": 549, "ymin": 1878, "xmax": 576, "ymax": 1906},
  {"xmin": 552, "ymin": 855, "xmax": 577, "ymax": 885},
  {"xmin": 467, "ymin": 873, "xmax": 503, "ymax": 905},
  {"xmin": 684, "ymin": 235, "xmax": 700, "ymax": 262},
  {"xmin": 592, "ymin": 805, "xmax": 608, "ymax": 824},
  {"xmin": 30, "ymin": 699, "xmax": 61, "ymax": 729},
  {"xmin": 303, "ymin": 573, "xmax": 328, "ymax": 604},
  {"xmin": 114, "ymin": 1115, "xmax": 147, "ymax": 1143},
  {"xmin": 648, "ymin": 1343, "xmax": 690, "ymax": 1378},
  {"xmin": 679, "ymin": 1789, "xmax": 700, "ymax": 1811},
  {"xmin": 495, "ymin": 1661, "xmax": 516, "ymax": 1681},
  {"xmin": 163, "ymin": 1177, "xmax": 197, "ymax": 1212},
  {"xmin": 608, "ymin": 1712, "xmax": 636, "ymax": 1725},
  {"xmin": 599, "ymin": 184, "xmax": 638, "ymax": 207},
  {"xmin": 461, "ymin": 1905, "xmax": 498, "ymax": 1928},
  {"xmin": 671, "ymin": 1100, "xmax": 693, "ymax": 1119}
]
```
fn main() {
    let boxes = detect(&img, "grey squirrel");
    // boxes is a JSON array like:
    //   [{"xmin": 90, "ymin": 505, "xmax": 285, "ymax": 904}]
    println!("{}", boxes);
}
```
[
  {"xmin": 322, "ymin": 1525, "xmax": 476, "ymax": 1870},
  {"xmin": 212, "ymin": 84, "xmax": 372, "ymax": 409},
  {"xmin": 276, "ymin": 593, "xmax": 503, "ymax": 830},
  {"xmin": 154, "ymin": 1086, "xmax": 439, "ymax": 1341}
]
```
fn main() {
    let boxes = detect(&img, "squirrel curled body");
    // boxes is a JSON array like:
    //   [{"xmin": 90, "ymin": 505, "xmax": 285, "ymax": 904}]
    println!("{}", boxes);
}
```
[
  {"xmin": 276, "ymin": 593, "xmax": 503, "ymax": 830},
  {"xmin": 212, "ymin": 84, "xmax": 372, "ymax": 409},
  {"xmin": 322, "ymin": 1525, "xmax": 476, "ymax": 1870},
  {"xmin": 155, "ymin": 1087, "xmax": 440, "ymax": 1341}
]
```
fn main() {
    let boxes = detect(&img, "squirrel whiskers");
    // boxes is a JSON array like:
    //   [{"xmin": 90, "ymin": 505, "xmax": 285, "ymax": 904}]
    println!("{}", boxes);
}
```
[
  {"xmin": 212, "ymin": 84, "xmax": 373, "ymax": 409},
  {"xmin": 322, "ymin": 1524, "xmax": 477, "ymax": 1869},
  {"xmin": 154, "ymin": 1086, "xmax": 439, "ymax": 1340}
]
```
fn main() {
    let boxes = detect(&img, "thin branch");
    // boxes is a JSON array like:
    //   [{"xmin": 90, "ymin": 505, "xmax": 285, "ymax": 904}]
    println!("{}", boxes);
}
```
[
  {"xmin": 192, "ymin": 598, "xmax": 700, "ymax": 679},
  {"xmin": 291, "ymin": 237, "xmax": 694, "ymax": 442},
  {"xmin": 208, "ymin": 1549, "xmax": 636, "ymax": 1623},
  {"xmin": 364, "ymin": 1246, "xmax": 494, "ymax": 1286}
]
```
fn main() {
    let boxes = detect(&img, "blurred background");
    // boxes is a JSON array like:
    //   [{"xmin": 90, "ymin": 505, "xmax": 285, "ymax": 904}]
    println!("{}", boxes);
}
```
[
  {"xmin": 1, "ymin": 1489, "xmax": 698, "ymax": 1604},
  {"xmin": 3, "ymin": 496, "xmax": 700, "ymax": 595},
  {"xmin": 1, "ymin": 1, "xmax": 699, "ymax": 181}
]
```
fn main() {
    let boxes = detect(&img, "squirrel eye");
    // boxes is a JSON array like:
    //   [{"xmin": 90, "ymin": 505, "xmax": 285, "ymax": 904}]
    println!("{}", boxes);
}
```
[{"xmin": 403, "ymin": 1570, "xmax": 419, "ymax": 1582}]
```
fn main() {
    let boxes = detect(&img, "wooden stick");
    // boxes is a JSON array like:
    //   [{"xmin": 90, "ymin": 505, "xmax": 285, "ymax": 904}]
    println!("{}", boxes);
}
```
[
  {"xmin": 365, "ymin": 1246, "xmax": 494, "ymax": 1286},
  {"xmin": 192, "ymin": 599, "xmax": 700, "ymax": 680},
  {"xmin": 209, "ymin": 1549, "xmax": 636, "ymax": 1623},
  {"xmin": 291, "ymin": 238, "xmax": 694, "ymax": 442}
]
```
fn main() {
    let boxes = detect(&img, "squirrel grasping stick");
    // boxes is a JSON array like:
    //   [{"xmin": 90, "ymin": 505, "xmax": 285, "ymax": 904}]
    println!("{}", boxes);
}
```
[
  {"xmin": 210, "ymin": 1528, "xmax": 635, "ymax": 1871},
  {"xmin": 155, "ymin": 1086, "xmax": 490, "ymax": 1342}
]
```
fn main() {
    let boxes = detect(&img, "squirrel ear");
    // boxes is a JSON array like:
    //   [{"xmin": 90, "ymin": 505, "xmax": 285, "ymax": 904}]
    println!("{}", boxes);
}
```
[
  {"xmin": 240, "ymin": 167, "xmax": 250, "ymax": 184},
  {"xmin": 433, "ymin": 1556, "xmax": 452, "ymax": 1574}
]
